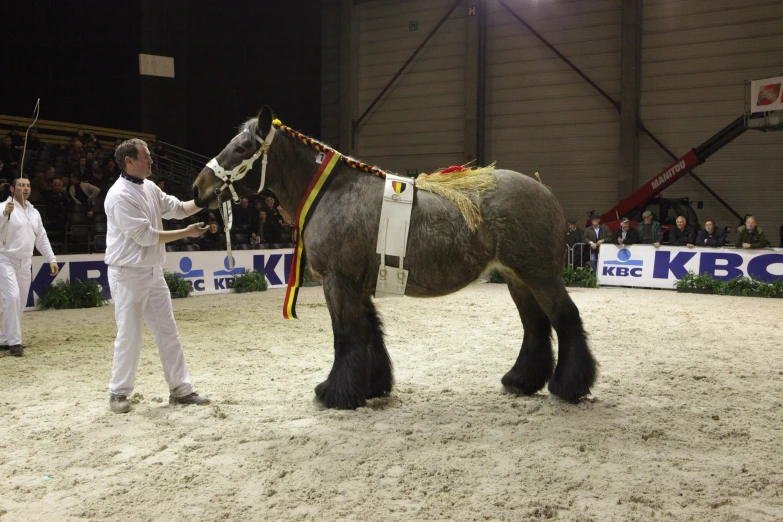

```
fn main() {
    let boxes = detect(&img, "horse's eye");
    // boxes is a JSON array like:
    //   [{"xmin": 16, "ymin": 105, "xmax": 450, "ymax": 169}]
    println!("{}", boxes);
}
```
[{"xmin": 235, "ymin": 146, "xmax": 245, "ymax": 154}]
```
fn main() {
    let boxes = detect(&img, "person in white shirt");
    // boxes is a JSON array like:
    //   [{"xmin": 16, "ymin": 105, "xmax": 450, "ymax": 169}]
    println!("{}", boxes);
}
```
[
  {"xmin": 0, "ymin": 177, "xmax": 59, "ymax": 357},
  {"xmin": 105, "ymin": 138, "xmax": 209, "ymax": 413}
]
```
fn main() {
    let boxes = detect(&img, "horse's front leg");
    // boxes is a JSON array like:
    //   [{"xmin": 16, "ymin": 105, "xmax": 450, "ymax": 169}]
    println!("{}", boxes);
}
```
[{"xmin": 315, "ymin": 275, "xmax": 372, "ymax": 409}]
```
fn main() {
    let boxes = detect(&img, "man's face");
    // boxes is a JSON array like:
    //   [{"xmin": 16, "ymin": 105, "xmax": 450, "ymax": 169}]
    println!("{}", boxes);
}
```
[
  {"xmin": 621, "ymin": 221, "xmax": 630, "ymax": 231},
  {"xmin": 11, "ymin": 179, "xmax": 31, "ymax": 201},
  {"xmin": 79, "ymin": 158, "xmax": 86, "ymax": 167},
  {"xmin": 240, "ymin": 198, "xmax": 249, "ymax": 208},
  {"xmin": 568, "ymin": 223, "xmax": 577, "ymax": 231},
  {"xmin": 60, "ymin": 176, "xmax": 69, "ymax": 186},
  {"xmin": 3, "ymin": 137, "xmax": 11, "ymax": 147},
  {"xmin": 705, "ymin": 221, "xmax": 714, "ymax": 233},
  {"xmin": 259, "ymin": 211, "xmax": 267, "ymax": 222},
  {"xmin": 208, "ymin": 223, "xmax": 217, "ymax": 233},
  {"xmin": 676, "ymin": 217, "xmax": 686, "ymax": 230},
  {"xmin": 591, "ymin": 218, "xmax": 600, "ymax": 227},
  {"xmin": 265, "ymin": 197, "xmax": 275, "ymax": 208},
  {"xmin": 126, "ymin": 144, "xmax": 153, "ymax": 178},
  {"xmin": 644, "ymin": 215, "xmax": 653, "ymax": 224},
  {"xmin": 46, "ymin": 167, "xmax": 55, "ymax": 178},
  {"xmin": 746, "ymin": 217, "xmax": 756, "ymax": 230},
  {"xmin": 52, "ymin": 179, "xmax": 64, "ymax": 192},
  {"xmin": 74, "ymin": 141, "xmax": 82, "ymax": 151}
]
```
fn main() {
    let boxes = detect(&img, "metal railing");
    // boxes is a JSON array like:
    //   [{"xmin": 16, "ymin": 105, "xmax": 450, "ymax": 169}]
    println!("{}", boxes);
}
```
[{"xmin": 151, "ymin": 141, "xmax": 211, "ymax": 188}]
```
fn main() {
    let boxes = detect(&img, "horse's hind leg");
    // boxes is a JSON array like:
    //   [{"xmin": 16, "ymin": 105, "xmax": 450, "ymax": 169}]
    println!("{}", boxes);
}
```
[
  {"xmin": 316, "ymin": 276, "xmax": 372, "ymax": 409},
  {"xmin": 502, "ymin": 278, "xmax": 555, "ymax": 395},
  {"xmin": 528, "ymin": 277, "xmax": 597, "ymax": 401},
  {"xmin": 363, "ymin": 295, "xmax": 394, "ymax": 399}
]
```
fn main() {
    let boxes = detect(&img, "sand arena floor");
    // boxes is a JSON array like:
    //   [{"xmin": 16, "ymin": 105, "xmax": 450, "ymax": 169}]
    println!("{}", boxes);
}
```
[{"xmin": 1, "ymin": 284, "xmax": 782, "ymax": 521}]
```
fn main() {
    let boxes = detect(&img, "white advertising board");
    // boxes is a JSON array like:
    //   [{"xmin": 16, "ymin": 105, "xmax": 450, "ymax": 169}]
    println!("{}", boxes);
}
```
[{"xmin": 750, "ymin": 75, "xmax": 783, "ymax": 113}]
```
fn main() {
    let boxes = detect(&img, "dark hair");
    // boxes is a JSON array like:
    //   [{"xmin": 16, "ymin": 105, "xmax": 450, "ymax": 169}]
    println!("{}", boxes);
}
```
[
  {"xmin": 115, "ymin": 138, "xmax": 147, "ymax": 172},
  {"xmin": 70, "ymin": 172, "xmax": 82, "ymax": 182}
]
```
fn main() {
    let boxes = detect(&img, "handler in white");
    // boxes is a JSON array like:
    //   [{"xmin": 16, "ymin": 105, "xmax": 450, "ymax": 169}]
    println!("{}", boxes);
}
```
[
  {"xmin": 0, "ymin": 177, "xmax": 59, "ymax": 357},
  {"xmin": 105, "ymin": 138, "xmax": 209, "ymax": 413}
]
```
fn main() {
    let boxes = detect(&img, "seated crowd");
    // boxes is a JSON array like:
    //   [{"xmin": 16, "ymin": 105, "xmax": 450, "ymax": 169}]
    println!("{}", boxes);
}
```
[
  {"xmin": 567, "ymin": 211, "xmax": 776, "ymax": 271},
  {"xmin": 1, "ymin": 127, "xmax": 295, "ymax": 255}
]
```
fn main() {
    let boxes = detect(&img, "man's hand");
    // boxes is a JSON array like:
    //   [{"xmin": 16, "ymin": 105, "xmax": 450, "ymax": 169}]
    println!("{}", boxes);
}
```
[
  {"xmin": 184, "ymin": 222, "xmax": 209, "ymax": 238},
  {"xmin": 590, "ymin": 242, "xmax": 597, "ymax": 250},
  {"xmin": 687, "ymin": 243, "xmax": 694, "ymax": 249},
  {"xmin": 597, "ymin": 239, "xmax": 604, "ymax": 245},
  {"xmin": 742, "ymin": 242, "xmax": 751, "ymax": 249},
  {"xmin": 4, "ymin": 201, "xmax": 13, "ymax": 216},
  {"xmin": 50, "ymin": 263, "xmax": 60, "ymax": 276},
  {"xmin": 654, "ymin": 242, "xmax": 661, "ymax": 248}
]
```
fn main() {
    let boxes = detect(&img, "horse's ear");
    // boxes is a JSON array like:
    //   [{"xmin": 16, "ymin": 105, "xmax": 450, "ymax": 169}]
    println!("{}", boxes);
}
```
[{"xmin": 257, "ymin": 106, "xmax": 274, "ymax": 137}]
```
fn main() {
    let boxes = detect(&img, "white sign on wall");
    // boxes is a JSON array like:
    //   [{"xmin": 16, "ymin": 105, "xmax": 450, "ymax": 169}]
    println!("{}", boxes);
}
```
[
  {"xmin": 598, "ymin": 245, "xmax": 783, "ymax": 289},
  {"xmin": 139, "ymin": 53, "xmax": 175, "ymax": 78},
  {"xmin": 26, "ymin": 249, "xmax": 294, "ymax": 311}
]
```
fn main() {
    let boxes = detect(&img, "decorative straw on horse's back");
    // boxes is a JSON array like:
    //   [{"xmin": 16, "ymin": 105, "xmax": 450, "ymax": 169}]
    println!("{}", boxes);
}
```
[{"xmin": 414, "ymin": 164, "xmax": 498, "ymax": 231}]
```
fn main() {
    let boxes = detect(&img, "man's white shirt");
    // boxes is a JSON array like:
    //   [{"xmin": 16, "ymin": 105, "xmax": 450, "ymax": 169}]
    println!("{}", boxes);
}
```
[
  {"xmin": 0, "ymin": 196, "xmax": 56, "ymax": 263},
  {"xmin": 104, "ymin": 175, "xmax": 187, "ymax": 267}
]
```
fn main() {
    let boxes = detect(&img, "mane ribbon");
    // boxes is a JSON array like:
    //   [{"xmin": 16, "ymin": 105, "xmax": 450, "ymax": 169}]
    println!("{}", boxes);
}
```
[{"xmin": 282, "ymin": 149, "xmax": 342, "ymax": 319}]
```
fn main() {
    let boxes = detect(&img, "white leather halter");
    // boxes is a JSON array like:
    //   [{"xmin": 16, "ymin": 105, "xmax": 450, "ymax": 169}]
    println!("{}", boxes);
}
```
[{"xmin": 206, "ymin": 126, "xmax": 276, "ymax": 203}]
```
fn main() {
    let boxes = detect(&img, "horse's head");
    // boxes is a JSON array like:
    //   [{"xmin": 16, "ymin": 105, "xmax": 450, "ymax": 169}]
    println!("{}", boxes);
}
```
[{"xmin": 193, "ymin": 106, "xmax": 275, "ymax": 209}]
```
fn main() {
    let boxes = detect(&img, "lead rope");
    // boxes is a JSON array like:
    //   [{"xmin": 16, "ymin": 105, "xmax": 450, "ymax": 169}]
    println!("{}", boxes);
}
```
[{"xmin": 216, "ymin": 190, "xmax": 234, "ymax": 269}]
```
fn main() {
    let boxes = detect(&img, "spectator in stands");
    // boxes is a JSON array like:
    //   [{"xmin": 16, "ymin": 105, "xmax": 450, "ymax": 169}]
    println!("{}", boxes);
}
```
[
  {"xmin": 89, "ymin": 168, "xmax": 113, "ymax": 193},
  {"xmin": 32, "ymin": 165, "xmax": 57, "ymax": 193},
  {"xmin": 89, "ymin": 133, "xmax": 103, "ymax": 150},
  {"xmin": 26, "ymin": 128, "xmax": 43, "ymax": 159},
  {"xmin": 7, "ymin": 126, "xmax": 25, "ymax": 150},
  {"xmin": 69, "ymin": 173, "xmax": 100, "ymax": 212},
  {"xmin": 263, "ymin": 195, "xmax": 294, "ymax": 238},
  {"xmin": 637, "ymin": 210, "xmax": 662, "ymax": 248},
  {"xmin": 113, "ymin": 138, "xmax": 122, "ymax": 150},
  {"xmin": 735, "ymin": 215, "xmax": 768, "ymax": 249},
  {"xmin": 67, "ymin": 140, "xmax": 83, "ymax": 168},
  {"xmin": 105, "ymin": 159, "xmax": 120, "ymax": 180},
  {"xmin": 43, "ymin": 178, "xmax": 73, "ymax": 236},
  {"xmin": 76, "ymin": 157, "xmax": 89, "ymax": 178},
  {"xmin": 695, "ymin": 220, "xmax": 725, "ymax": 247},
  {"xmin": 75, "ymin": 129, "xmax": 86, "ymax": 141},
  {"xmin": 779, "ymin": 223, "xmax": 782, "ymax": 248},
  {"xmin": 669, "ymin": 215, "xmax": 696, "ymax": 248},
  {"xmin": 566, "ymin": 217, "xmax": 586, "ymax": 268},
  {"xmin": 156, "ymin": 180, "xmax": 167, "ymax": 193},
  {"xmin": 199, "ymin": 222, "xmax": 225, "ymax": 251},
  {"xmin": 584, "ymin": 214, "xmax": 611, "ymax": 271},
  {"xmin": 612, "ymin": 217, "xmax": 638, "ymax": 245},
  {"xmin": 1, "ymin": 136, "xmax": 20, "ymax": 175},
  {"xmin": 232, "ymin": 197, "xmax": 256, "ymax": 235}
]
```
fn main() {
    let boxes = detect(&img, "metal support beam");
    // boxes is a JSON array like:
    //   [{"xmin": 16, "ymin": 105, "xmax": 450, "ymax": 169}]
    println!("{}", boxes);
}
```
[
  {"xmin": 618, "ymin": 0, "xmax": 642, "ymax": 201},
  {"xmin": 339, "ymin": 0, "xmax": 359, "ymax": 155},
  {"xmin": 464, "ymin": 1, "xmax": 486, "ymax": 166}
]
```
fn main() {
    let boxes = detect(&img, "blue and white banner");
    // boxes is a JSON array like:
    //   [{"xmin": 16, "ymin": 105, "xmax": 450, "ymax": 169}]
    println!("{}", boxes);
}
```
[
  {"xmin": 598, "ymin": 245, "xmax": 783, "ymax": 289},
  {"xmin": 26, "ymin": 249, "xmax": 294, "ymax": 310}
]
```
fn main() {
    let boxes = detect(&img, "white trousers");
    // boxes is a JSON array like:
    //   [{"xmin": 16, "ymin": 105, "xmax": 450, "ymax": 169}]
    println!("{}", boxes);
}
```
[
  {"xmin": 0, "ymin": 253, "xmax": 32, "ymax": 347},
  {"xmin": 108, "ymin": 265, "xmax": 194, "ymax": 398}
]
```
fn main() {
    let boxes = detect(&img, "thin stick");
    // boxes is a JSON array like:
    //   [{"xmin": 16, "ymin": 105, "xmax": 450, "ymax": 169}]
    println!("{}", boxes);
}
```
[{"xmin": 4, "ymin": 99, "xmax": 40, "ymax": 246}]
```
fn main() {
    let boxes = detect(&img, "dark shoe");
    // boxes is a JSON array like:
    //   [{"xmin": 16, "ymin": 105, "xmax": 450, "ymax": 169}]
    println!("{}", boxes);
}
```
[
  {"xmin": 109, "ymin": 395, "xmax": 131, "ymax": 413},
  {"xmin": 0, "ymin": 344, "xmax": 9, "ymax": 351},
  {"xmin": 169, "ymin": 392, "xmax": 211, "ymax": 406},
  {"xmin": 9, "ymin": 345, "xmax": 24, "ymax": 357}
]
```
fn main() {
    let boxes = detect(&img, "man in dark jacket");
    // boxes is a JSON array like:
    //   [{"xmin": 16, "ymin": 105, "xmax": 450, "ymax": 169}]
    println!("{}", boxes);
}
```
[
  {"xmin": 584, "ymin": 214, "xmax": 611, "ymax": 271},
  {"xmin": 669, "ymin": 215, "xmax": 696, "ymax": 247},
  {"xmin": 695, "ymin": 220, "xmax": 725, "ymax": 247},
  {"xmin": 566, "ymin": 217, "xmax": 586, "ymax": 268},
  {"xmin": 735, "ymin": 216, "xmax": 768, "ymax": 249},
  {"xmin": 611, "ymin": 217, "xmax": 638, "ymax": 246},
  {"xmin": 637, "ymin": 211, "xmax": 662, "ymax": 247},
  {"xmin": 198, "ymin": 222, "xmax": 225, "ymax": 251}
]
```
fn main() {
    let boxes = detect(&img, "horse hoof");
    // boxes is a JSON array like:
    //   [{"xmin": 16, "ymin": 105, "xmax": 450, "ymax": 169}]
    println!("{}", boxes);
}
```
[
  {"xmin": 314, "ymin": 380, "xmax": 366, "ymax": 410},
  {"xmin": 501, "ymin": 370, "xmax": 547, "ymax": 395},
  {"xmin": 547, "ymin": 376, "xmax": 591, "ymax": 403}
]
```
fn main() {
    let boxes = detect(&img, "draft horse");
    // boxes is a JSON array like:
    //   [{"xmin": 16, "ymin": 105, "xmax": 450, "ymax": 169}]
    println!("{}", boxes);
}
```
[{"xmin": 193, "ymin": 106, "xmax": 597, "ymax": 409}]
